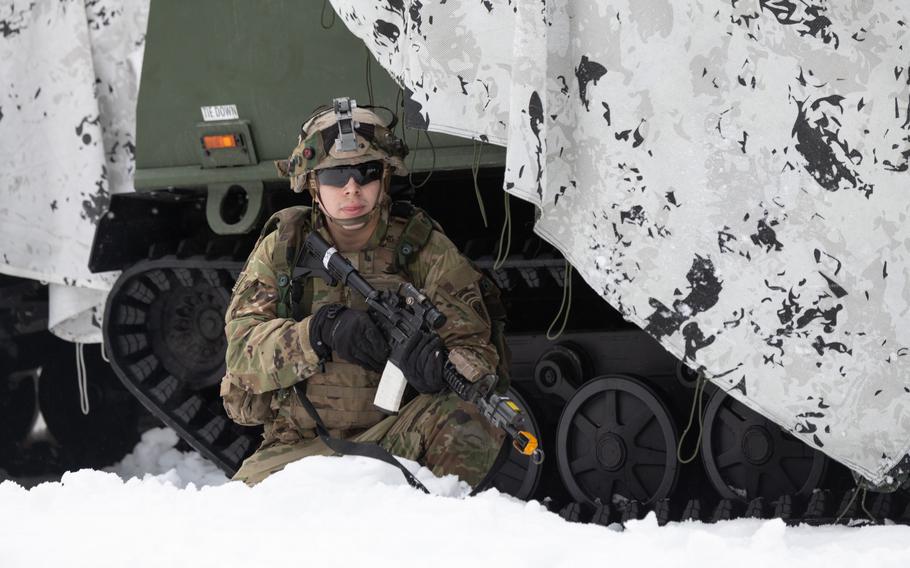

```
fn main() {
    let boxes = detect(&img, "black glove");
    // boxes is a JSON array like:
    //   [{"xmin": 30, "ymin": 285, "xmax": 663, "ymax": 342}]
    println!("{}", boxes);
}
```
[
  {"xmin": 309, "ymin": 304, "xmax": 390, "ymax": 372},
  {"xmin": 394, "ymin": 332, "xmax": 446, "ymax": 394}
]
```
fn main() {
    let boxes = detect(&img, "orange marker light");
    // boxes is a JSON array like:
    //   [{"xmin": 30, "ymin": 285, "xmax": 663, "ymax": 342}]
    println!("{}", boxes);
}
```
[{"xmin": 202, "ymin": 134, "xmax": 239, "ymax": 150}]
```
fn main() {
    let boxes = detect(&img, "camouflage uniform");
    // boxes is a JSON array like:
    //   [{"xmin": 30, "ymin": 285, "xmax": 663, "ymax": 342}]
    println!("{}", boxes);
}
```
[{"xmin": 220, "ymin": 204, "xmax": 505, "ymax": 487}]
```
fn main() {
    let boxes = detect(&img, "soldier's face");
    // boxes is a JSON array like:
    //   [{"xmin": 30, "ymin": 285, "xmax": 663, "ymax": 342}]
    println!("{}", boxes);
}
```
[{"xmin": 316, "ymin": 164, "xmax": 383, "ymax": 229}]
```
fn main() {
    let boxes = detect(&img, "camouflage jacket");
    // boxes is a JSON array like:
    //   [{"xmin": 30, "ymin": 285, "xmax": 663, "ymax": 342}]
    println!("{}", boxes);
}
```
[{"xmin": 220, "ymin": 205, "xmax": 498, "ymax": 444}]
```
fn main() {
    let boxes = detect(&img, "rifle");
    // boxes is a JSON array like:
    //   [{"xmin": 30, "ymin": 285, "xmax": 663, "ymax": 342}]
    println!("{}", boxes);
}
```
[{"xmin": 299, "ymin": 231, "xmax": 544, "ymax": 464}]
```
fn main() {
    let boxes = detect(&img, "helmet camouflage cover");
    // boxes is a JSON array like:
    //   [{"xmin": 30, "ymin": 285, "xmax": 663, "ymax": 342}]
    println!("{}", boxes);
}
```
[{"xmin": 276, "ymin": 98, "xmax": 409, "ymax": 193}]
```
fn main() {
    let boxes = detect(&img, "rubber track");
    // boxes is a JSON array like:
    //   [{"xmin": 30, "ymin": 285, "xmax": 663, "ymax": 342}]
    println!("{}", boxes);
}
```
[
  {"xmin": 555, "ymin": 487, "xmax": 910, "ymax": 526},
  {"xmin": 104, "ymin": 255, "xmax": 255, "ymax": 474}
]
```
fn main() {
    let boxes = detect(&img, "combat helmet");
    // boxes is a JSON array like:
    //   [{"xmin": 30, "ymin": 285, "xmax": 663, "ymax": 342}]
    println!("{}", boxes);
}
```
[{"xmin": 277, "ymin": 97, "xmax": 408, "ymax": 227}]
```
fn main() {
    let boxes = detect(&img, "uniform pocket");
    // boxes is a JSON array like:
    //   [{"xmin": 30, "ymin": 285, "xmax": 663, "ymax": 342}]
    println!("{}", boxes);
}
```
[{"xmin": 220, "ymin": 376, "xmax": 275, "ymax": 426}]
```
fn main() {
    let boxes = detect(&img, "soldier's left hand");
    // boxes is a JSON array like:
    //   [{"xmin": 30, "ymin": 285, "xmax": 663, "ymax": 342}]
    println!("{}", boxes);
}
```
[{"xmin": 395, "ymin": 332, "xmax": 446, "ymax": 394}]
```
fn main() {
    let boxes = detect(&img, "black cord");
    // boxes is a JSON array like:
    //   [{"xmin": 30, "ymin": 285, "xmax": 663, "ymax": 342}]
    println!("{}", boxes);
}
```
[
  {"xmin": 409, "ymin": 130, "xmax": 437, "ymax": 189},
  {"xmin": 365, "ymin": 46, "xmax": 375, "ymax": 106}
]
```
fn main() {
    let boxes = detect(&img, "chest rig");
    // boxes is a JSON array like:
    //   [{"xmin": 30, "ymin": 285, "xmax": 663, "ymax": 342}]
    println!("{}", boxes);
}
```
[{"xmin": 258, "ymin": 203, "xmax": 438, "ymax": 438}]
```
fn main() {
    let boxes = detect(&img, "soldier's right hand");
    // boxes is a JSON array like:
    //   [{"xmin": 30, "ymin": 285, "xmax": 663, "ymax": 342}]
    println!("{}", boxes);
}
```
[{"xmin": 309, "ymin": 304, "xmax": 390, "ymax": 372}]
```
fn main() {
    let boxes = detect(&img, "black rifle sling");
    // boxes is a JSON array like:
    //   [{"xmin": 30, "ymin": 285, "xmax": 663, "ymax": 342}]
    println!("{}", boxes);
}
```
[
  {"xmin": 280, "ymin": 231, "xmax": 429, "ymax": 493},
  {"xmin": 292, "ymin": 383, "xmax": 430, "ymax": 494}
]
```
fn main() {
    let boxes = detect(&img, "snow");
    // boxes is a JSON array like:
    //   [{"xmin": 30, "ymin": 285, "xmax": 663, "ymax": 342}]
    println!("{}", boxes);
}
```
[
  {"xmin": 105, "ymin": 428, "xmax": 229, "ymax": 489},
  {"xmin": 2, "ymin": 428, "xmax": 910, "ymax": 568}
]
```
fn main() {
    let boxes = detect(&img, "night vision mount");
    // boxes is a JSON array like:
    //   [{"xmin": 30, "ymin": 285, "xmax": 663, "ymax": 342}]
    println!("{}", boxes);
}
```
[{"xmin": 333, "ymin": 97, "xmax": 358, "ymax": 152}]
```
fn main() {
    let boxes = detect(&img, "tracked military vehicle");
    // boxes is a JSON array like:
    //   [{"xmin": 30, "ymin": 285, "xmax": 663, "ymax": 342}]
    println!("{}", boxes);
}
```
[{"xmin": 3, "ymin": 0, "xmax": 909, "ymax": 524}]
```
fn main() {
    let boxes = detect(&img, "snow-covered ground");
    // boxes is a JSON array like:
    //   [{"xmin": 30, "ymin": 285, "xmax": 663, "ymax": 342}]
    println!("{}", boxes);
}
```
[{"xmin": 2, "ymin": 428, "xmax": 910, "ymax": 568}]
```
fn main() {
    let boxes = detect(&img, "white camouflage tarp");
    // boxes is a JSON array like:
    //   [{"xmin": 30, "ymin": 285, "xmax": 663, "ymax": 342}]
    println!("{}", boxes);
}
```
[
  {"xmin": 0, "ymin": 0, "xmax": 148, "ymax": 341},
  {"xmin": 333, "ymin": 0, "xmax": 910, "ymax": 484}
]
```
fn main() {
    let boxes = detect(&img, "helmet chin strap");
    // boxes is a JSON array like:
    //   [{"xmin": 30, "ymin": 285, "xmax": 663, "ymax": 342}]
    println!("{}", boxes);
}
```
[{"xmin": 323, "ymin": 204, "xmax": 380, "ymax": 229}]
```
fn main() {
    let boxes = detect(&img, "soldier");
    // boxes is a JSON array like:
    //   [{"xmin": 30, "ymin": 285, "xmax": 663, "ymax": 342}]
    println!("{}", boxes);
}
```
[{"xmin": 220, "ymin": 98, "xmax": 506, "ymax": 487}]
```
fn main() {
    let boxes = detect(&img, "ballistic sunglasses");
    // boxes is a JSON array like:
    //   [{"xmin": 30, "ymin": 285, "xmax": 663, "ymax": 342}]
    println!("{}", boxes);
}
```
[{"xmin": 315, "ymin": 161, "xmax": 384, "ymax": 187}]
